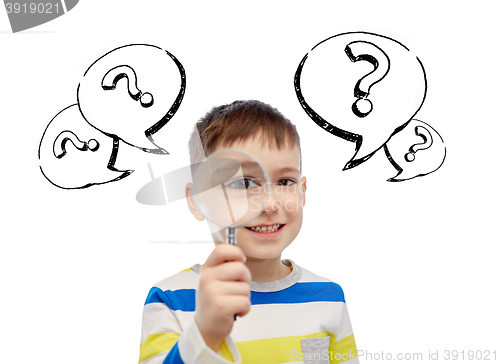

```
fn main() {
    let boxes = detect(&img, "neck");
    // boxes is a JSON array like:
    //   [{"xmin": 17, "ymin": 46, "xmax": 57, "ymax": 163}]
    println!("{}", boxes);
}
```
[{"xmin": 245, "ymin": 256, "xmax": 291, "ymax": 282}]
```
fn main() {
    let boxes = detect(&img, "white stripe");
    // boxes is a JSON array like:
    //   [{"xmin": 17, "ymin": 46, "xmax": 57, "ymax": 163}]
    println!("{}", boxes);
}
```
[
  {"xmin": 140, "ymin": 303, "xmax": 183, "ymax": 343},
  {"xmin": 229, "ymin": 301, "xmax": 350, "ymax": 342},
  {"xmin": 334, "ymin": 303, "xmax": 356, "ymax": 342},
  {"xmin": 299, "ymin": 266, "xmax": 335, "ymax": 283},
  {"xmin": 152, "ymin": 263, "xmax": 335, "ymax": 291},
  {"xmin": 153, "ymin": 269, "xmax": 199, "ymax": 291},
  {"xmin": 147, "ymin": 301, "xmax": 353, "ymax": 343}
]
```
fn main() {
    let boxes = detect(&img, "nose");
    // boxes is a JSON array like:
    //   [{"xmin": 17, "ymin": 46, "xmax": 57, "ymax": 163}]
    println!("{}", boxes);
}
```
[{"xmin": 263, "ymin": 183, "xmax": 281, "ymax": 214}]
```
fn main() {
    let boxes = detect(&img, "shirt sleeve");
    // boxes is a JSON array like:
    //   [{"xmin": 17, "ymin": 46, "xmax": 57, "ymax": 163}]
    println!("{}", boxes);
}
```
[
  {"xmin": 329, "ymin": 302, "xmax": 360, "ymax": 364},
  {"xmin": 139, "ymin": 286, "xmax": 242, "ymax": 364}
]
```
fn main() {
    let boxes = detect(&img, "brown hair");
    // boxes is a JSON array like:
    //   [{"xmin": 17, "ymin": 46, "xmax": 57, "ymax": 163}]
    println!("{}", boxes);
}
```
[{"xmin": 188, "ymin": 100, "xmax": 302, "ymax": 176}]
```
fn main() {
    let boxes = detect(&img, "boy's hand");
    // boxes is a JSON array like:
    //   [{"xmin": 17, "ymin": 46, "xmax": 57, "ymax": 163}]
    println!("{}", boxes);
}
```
[{"xmin": 195, "ymin": 244, "xmax": 251, "ymax": 353}]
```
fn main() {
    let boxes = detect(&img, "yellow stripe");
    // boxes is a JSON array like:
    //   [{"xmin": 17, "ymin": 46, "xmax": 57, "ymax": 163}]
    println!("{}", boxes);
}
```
[
  {"xmin": 178, "ymin": 267, "xmax": 193, "ymax": 273},
  {"xmin": 330, "ymin": 334, "xmax": 357, "ymax": 364},
  {"xmin": 139, "ymin": 333, "xmax": 180, "ymax": 362},
  {"xmin": 219, "ymin": 340, "xmax": 235, "ymax": 362},
  {"xmin": 236, "ymin": 331, "xmax": 336, "ymax": 363}
]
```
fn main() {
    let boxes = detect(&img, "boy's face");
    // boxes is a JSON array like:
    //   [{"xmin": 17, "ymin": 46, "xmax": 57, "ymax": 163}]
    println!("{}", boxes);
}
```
[{"xmin": 188, "ymin": 133, "xmax": 307, "ymax": 262}]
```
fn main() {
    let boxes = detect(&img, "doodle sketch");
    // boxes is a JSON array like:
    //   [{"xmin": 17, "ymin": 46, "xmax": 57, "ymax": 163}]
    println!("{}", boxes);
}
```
[
  {"xmin": 384, "ymin": 119, "xmax": 446, "ymax": 181},
  {"xmin": 38, "ymin": 104, "xmax": 130, "ymax": 189},
  {"xmin": 38, "ymin": 44, "xmax": 186, "ymax": 189},
  {"xmin": 294, "ymin": 31, "xmax": 446, "ymax": 181}
]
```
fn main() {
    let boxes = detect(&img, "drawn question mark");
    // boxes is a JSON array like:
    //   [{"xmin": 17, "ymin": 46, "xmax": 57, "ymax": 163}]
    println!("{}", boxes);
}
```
[
  {"xmin": 53, "ymin": 130, "xmax": 99, "ymax": 159},
  {"xmin": 404, "ymin": 125, "xmax": 433, "ymax": 162},
  {"xmin": 101, "ymin": 65, "xmax": 154, "ymax": 108},
  {"xmin": 345, "ymin": 41, "xmax": 390, "ymax": 118}
]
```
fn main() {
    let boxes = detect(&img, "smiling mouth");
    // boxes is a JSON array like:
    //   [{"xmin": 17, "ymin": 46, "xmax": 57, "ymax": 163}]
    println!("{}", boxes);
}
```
[{"xmin": 245, "ymin": 224, "xmax": 284, "ymax": 233}]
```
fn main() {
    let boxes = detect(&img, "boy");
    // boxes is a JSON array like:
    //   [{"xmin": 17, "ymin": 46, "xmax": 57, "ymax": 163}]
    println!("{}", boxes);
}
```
[{"xmin": 139, "ymin": 100, "xmax": 359, "ymax": 363}]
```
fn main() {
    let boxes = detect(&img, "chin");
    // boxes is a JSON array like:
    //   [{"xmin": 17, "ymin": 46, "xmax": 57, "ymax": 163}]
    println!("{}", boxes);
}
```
[{"xmin": 242, "ymin": 243, "xmax": 287, "ymax": 260}]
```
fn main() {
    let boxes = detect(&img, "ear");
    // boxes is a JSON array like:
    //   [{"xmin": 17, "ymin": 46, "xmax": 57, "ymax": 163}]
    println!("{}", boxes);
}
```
[
  {"xmin": 185, "ymin": 182, "xmax": 206, "ymax": 221},
  {"xmin": 301, "ymin": 176, "xmax": 307, "ymax": 207}
]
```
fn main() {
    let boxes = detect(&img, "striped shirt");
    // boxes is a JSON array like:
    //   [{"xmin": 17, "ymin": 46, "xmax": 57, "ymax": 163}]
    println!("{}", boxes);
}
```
[{"xmin": 139, "ymin": 259, "xmax": 359, "ymax": 364}]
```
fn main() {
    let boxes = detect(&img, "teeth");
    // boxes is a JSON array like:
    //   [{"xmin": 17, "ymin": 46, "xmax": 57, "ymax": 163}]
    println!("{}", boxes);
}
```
[{"xmin": 249, "ymin": 224, "xmax": 282, "ymax": 233}]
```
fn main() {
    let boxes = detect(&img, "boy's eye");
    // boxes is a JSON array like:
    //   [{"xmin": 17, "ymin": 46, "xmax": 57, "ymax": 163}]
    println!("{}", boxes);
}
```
[
  {"xmin": 277, "ymin": 179, "xmax": 295, "ymax": 186},
  {"xmin": 227, "ymin": 178, "xmax": 259, "ymax": 190}
]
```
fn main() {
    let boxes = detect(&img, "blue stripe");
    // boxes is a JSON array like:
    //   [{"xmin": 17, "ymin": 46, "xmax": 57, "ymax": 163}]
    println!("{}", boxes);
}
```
[
  {"xmin": 145, "ymin": 282, "xmax": 344, "ymax": 312},
  {"xmin": 145, "ymin": 287, "xmax": 196, "ymax": 311},
  {"xmin": 250, "ymin": 282, "xmax": 345, "ymax": 305},
  {"xmin": 162, "ymin": 342, "xmax": 184, "ymax": 364}
]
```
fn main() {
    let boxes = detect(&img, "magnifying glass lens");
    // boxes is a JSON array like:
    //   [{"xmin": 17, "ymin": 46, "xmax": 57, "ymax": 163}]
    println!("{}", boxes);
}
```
[{"xmin": 192, "ymin": 149, "xmax": 268, "ymax": 229}]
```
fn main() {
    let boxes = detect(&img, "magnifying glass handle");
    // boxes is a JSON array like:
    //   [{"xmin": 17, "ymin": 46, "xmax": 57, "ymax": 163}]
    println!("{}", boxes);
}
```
[
  {"xmin": 226, "ymin": 227, "xmax": 237, "ymax": 245},
  {"xmin": 225, "ymin": 227, "xmax": 238, "ymax": 320}
]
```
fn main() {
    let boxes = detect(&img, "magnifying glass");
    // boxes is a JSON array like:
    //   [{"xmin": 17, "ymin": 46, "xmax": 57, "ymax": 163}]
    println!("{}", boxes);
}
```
[{"xmin": 192, "ymin": 148, "xmax": 270, "ymax": 246}]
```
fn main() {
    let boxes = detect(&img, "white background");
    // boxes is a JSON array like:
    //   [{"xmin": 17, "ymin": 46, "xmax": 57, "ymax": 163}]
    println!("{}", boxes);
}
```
[{"xmin": 1, "ymin": 1, "xmax": 499, "ymax": 363}]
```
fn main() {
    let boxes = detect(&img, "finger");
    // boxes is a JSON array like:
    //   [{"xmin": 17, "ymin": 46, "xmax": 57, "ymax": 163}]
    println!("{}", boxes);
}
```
[
  {"xmin": 210, "ymin": 261, "xmax": 251, "ymax": 283},
  {"xmin": 220, "ymin": 295, "xmax": 251, "ymax": 318},
  {"xmin": 204, "ymin": 244, "xmax": 246, "ymax": 268},
  {"xmin": 213, "ymin": 281, "xmax": 251, "ymax": 296}
]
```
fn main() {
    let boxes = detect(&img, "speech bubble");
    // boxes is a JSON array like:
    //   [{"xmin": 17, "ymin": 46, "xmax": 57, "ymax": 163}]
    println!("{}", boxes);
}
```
[
  {"xmin": 384, "ymin": 119, "xmax": 446, "ymax": 182},
  {"xmin": 77, "ymin": 44, "xmax": 186, "ymax": 154},
  {"xmin": 39, "ymin": 104, "xmax": 131, "ymax": 189},
  {"xmin": 295, "ymin": 32, "xmax": 427, "ymax": 169}
]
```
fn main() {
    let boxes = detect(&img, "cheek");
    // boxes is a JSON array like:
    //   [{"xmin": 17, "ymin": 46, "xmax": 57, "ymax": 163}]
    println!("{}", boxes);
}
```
[
  {"xmin": 283, "ymin": 197, "xmax": 304, "ymax": 236},
  {"xmin": 285, "ymin": 209, "xmax": 303, "ymax": 245},
  {"xmin": 283, "ymin": 193, "xmax": 304, "ymax": 215}
]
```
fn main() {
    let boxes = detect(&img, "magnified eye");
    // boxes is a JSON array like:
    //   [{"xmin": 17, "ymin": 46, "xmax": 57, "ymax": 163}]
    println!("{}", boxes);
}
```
[{"xmin": 227, "ymin": 177, "xmax": 259, "ymax": 190}]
